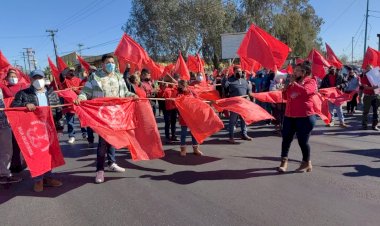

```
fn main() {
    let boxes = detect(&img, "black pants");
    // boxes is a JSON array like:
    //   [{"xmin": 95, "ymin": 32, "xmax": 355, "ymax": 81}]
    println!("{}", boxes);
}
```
[
  {"xmin": 281, "ymin": 115, "xmax": 316, "ymax": 162},
  {"xmin": 346, "ymin": 93, "xmax": 358, "ymax": 113},
  {"xmin": 163, "ymin": 109, "xmax": 177, "ymax": 140}
]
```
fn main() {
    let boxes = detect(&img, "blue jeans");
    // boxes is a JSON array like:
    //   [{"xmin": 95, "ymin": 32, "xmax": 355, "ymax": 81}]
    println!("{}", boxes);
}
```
[
  {"xmin": 0, "ymin": 127, "xmax": 12, "ymax": 177},
  {"xmin": 163, "ymin": 109, "xmax": 177, "ymax": 140},
  {"xmin": 281, "ymin": 115, "xmax": 316, "ymax": 162},
  {"xmin": 229, "ymin": 112, "xmax": 247, "ymax": 138},
  {"xmin": 65, "ymin": 113, "xmax": 87, "ymax": 138},
  {"xmin": 96, "ymin": 136, "xmax": 116, "ymax": 172},
  {"xmin": 34, "ymin": 171, "xmax": 52, "ymax": 182},
  {"xmin": 328, "ymin": 102, "xmax": 344, "ymax": 123},
  {"xmin": 180, "ymin": 126, "xmax": 197, "ymax": 146}
]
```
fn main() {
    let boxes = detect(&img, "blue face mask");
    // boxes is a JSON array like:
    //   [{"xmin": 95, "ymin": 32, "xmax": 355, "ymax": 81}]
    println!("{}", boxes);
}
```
[{"xmin": 105, "ymin": 63, "xmax": 115, "ymax": 73}]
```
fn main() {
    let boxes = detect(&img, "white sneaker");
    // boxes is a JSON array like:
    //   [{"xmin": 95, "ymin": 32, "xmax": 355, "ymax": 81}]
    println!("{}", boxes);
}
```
[
  {"xmin": 68, "ymin": 137, "xmax": 75, "ymax": 144},
  {"xmin": 108, "ymin": 163, "xmax": 125, "ymax": 172},
  {"xmin": 82, "ymin": 133, "xmax": 88, "ymax": 139},
  {"xmin": 95, "ymin": 171, "xmax": 104, "ymax": 184}
]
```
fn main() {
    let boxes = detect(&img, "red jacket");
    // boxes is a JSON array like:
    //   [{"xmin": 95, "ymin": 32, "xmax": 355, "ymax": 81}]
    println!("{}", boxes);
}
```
[
  {"xmin": 178, "ymin": 90, "xmax": 195, "ymax": 126},
  {"xmin": 163, "ymin": 87, "xmax": 178, "ymax": 110},
  {"xmin": 0, "ymin": 83, "xmax": 27, "ymax": 98},
  {"xmin": 360, "ymin": 75, "xmax": 375, "ymax": 95},
  {"xmin": 283, "ymin": 77, "xmax": 317, "ymax": 117}
]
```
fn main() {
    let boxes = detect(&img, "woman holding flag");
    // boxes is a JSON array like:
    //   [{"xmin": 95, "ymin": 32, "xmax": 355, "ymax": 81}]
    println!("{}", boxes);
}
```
[{"xmin": 278, "ymin": 62, "xmax": 317, "ymax": 173}]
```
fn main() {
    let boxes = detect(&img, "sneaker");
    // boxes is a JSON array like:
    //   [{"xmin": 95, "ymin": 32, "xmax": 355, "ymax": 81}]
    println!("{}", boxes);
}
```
[
  {"xmin": 108, "ymin": 163, "xmax": 125, "ymax": 172},
  {"xmin": 43, "ymin": 178, "xmax": 63, "ymax": 187},
  {"xmin": 68, "ymin": 137, "xmax": 75, "ymax": 144},
  {"xmin": 0, "ymin": 176, "xmax": 22, "ymax": 184},
  {"xmin": 241, "ymin": 135, "xmax": 253, "ymax": 141},
  {"xmin": 372, "ymin": 126, "xmax": 380, "ymax": 131},
  {"xmin": 327, "ymin": 122, "xmax": 335, "ymax": 127},
  {"xmin": 339, "ymin": 123, "xmax": 348, "ymax": 128},
  {"xmin": 95, "ymin": 171, "xmax": 104, "ymax": 184},
  {"xmin": 82, "ymin": 133, "xmax": 88, "ymax": 139}
]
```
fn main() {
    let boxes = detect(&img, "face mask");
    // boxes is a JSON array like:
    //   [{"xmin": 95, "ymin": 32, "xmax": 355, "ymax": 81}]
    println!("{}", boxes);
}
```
[
  {"xmin": 45, "ymin": 79, "xmax": 51, "ymax": 86},
  {"xmin": 105, "ymin": 63, "xmax": 115, "ymax": 73},
  {"xmin": 32, "ymin": 79, "xmax": 45, "ymax": 90},
  {"xmin": 8, "ymin": 77, "xmax": 18, "ymax": 85},
  {"xmin": 196, "ymin": 75, "xmax": 203, "ymax": 82}
]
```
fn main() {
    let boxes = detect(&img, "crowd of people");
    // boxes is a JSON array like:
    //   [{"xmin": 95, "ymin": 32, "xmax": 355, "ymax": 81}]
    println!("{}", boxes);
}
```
[{"xmin": 0, "ymin": 53, "xmax": 379, "ymax": 193}]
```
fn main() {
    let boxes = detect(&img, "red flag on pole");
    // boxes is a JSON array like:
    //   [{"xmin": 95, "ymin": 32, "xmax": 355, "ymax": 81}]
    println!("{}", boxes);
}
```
[
  {"xmin": 114, "ymin": 34, "xmax": 149, "ymax": 70},
  {"xmin": 213, "ymin": 97, "xmax": 274, "ymax": 124},
  {"xmin": 174, "ymin": 52, "xmax": 190, "ymax": 80},
  {"xmin": 362, "ymin": 47, "xmax": 380, "ymax": 69},
  {"xmin": 237, "ymin": 24, "xmax": 291, "ymax": 72},
  {"xmin": 76, "ymin": 54, "xmax": 91, "ymax": 73},
  {"xmin": 250, "ymin": 91, "xmax": 285, "ymax": 104},
  {"xmin": 319, "ymin": 87, "xmax": 357, "ymax": 106},
  {"xmin": 5, "ymin": 107, "xmax": 65, "ymax": 177},
  {"xmin": 145, "ymin": 58, "xmax": 164, "ymax": 80},
  {"xmin": 175, "ymin": 96, "xmax": 224, "ymax": 143},
  {"xmin": 0, "ymin": 50, "xmax": 10, "ymax": 70},
  {"xmin": 307, "ymin": 49, "xmax": 331, "ymax": 79},
  {"xmin": 48, "ymin": 57, "xmax": 61, "ymax": 89},
  {"xmin": 312, "ymin": 93, "xmax": 331, "ymax": 124},
  {"xmin": 57, "ymin": 56, "xmax": 68, "ymax": 73},
  {"xmin": 188, "ymin": 85, "xmax": 221, "ymax": 101},
  {"xmin": 325, "ymin": 43, "xmax": 343, "ymax": 69},
  {"xmin": 240, "ymin": 56, "xmax": 261, "ymax": 74}
]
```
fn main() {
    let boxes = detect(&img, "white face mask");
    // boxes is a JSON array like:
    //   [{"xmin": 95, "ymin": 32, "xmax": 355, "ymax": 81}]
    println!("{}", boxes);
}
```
[
  {"xmin": 196, "ymin": 75, "xmax": 203, "ymax": 82},
  {"xmin": 8, "ymin": 77, "xmax": 18, "ymax": 85},
  {"xmin": 32, "ymin": 79, "xmax": 45, "ymax": 90}
]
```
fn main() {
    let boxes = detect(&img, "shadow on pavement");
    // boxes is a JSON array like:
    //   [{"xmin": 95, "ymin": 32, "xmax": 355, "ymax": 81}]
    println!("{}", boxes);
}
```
[
  {"xmin": 321, "ymin": 165, "xmax": 380, "ymax": 177},
  {"xmin": 232, "ymin": 156, "xmax": 301, "ymax": 163},
  {"xmin": 140, "ymin": 167, "xmax": 279, "ymax": 185},
  {"xmin": 160, "ymin": 149, "xmax": 222, "ymax": 166}
]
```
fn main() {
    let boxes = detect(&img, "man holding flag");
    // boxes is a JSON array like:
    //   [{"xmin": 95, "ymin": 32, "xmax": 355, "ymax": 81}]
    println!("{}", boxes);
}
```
[{"xmin": 75, "ymin": 54, "xmax": 138, "ymax": 184}]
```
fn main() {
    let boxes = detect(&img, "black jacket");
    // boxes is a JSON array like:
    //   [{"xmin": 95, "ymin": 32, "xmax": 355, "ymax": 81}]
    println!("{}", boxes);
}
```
[
  {"xmin": 320, "ymin": 73, "xmax": 348, "ymax": 90},
  {"xmin": 11, "ymin": 86, "xmax": 63, "ymax": 130}
]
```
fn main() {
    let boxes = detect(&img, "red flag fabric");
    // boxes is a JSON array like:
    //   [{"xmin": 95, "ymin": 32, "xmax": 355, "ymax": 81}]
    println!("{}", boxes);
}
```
[
  {"xmin": 286, "ymin": 64, "xmax": 293, "ymax": 74},
  {"xmin": 175, "ymin": 96, "xmax": 224, "ymax": 143},
  {"xmin": 124, "ymin": 99, "xmax": 165, "ymax": 160},
  {"xmin": 77, "ymin": 54, "xmax": 91, "ymax": 73},
  {"xmin": 163, "ymin": 64, "xmax": 175, "ymax": 76},
  {"xmin": 362, "ymin": 47, "xmax": 380, "ymax": 69},
  {"xmin": 56, "ymin": 89, "xmax": 78, "ymax": 103},
  {"xmin": 3, "ymin": 97, "xmax": 14, "ymax": 108},
  {"xmin": 114, "ymin": 34, "xmax": 149, "ymax": 70},
  {"xmin": 74, "ymin": 98, "xmax": 164, "ymax": 160},
  {"xmin": 312, "ymin": 93, "xmax": 331, "ymax": 124},
  {"xmin": 145, "ymin": 58, "xmax": 164, "ymax": 80},
  {"xmin": 319, "ymin": 87, "xmax": 356, "ymax": 106},
  {"xmin": 307, "ymin": 49, "xmax": 331, "ymax": 79},
  {"xmin": 213, "ymin": 97, "xmax": 274, "ymax": 124},
  {"xmin": 237, "ymin": 24, "xmax": 291, "ymax": 72},
  {"xmin": 174, "ymin": 52, "xmax": 190, "ymax": 80},
  {"xmin": 325, "ymin": 43, "xmax": 343, "ymax": 69},
  {"xmin": 0, "ymin": 50, "xmax": 10, "ymax": 70},
  {"xmin": 187, "ymin": 54, "xmax": 205, "ymax": 74},
  {"xmin": 295, "ymin": 58, "xmax": 304, "ymax": 65},
  {"xmin": 189, "ymin": 85, "xmax": 221, "ymax": 101},
  {"xmin": 48, "ymin": 57, "xmax": 61, "ymax": 89},
  {"xmin": 57, "ymin": 56, "xmax": 68, "ymax": 73},
  {"xmin": 240, "ymin": 56, "xmax": 261, "ymax": 74},
  {"xmin": 251, "ymin": 91, "xmax": 284, "ymax": 104},
  {"xmin": 5, "ymin": 107, "xmax": 65, "ymax": 177}
]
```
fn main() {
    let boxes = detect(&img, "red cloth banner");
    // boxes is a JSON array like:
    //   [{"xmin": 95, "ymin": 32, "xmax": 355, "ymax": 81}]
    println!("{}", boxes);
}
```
[
  {"xmin": 251, "ymin": 91, "xmax": 285, "ymax": 104},
  {"xmin": 77, "ymin": 54, "xmax": 91, "ymax": 73},
  {"xmin": 307, "ymin": 49, "xmax": 331, "ymax": 79},
  {"xmin": 3, "ymin": 97, "xmax": 14, "ymax": 108},
  {"xmin": 5, "ymin": 107, "xmax": 65, "ymax": 177},
  {"xmin": 312, "ymin": 93, "xmax": 331, "ymax": 124},
  {"xmin": 213, "ymin": 97, "xmax": 274, "ymax": 125},
  {"xmin": 325, "ymin": 43, "xmax": 343, "ymax": 69},
  {"xmin": 319, "ymin": 87, "xmax": 356, "ymax": 106},
  {"xmin": 114, "ymin": 34, "xmax": 149, "ymax": 70},
  {"xmin": 362, "ymin": 47, "xmax": 380, "ymax": 69},
  {"xmin": 174, "ymin": 52, "xmax": 190, "ymax": 80}
]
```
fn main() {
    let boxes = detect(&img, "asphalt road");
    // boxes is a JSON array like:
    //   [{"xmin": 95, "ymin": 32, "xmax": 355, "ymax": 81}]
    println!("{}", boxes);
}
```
[{"xmin": 1, "ymin": 112, "xmax": 380, "ymax": 226}]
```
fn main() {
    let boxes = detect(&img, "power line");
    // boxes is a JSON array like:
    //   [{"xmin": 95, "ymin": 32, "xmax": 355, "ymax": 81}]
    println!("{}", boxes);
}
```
[{"xmin": 321, "ymin": 0, "xmax": 359, "ymax": 34}]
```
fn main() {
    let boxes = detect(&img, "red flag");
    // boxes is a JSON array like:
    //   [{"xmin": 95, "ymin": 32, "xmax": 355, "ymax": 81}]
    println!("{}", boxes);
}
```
[
  {"xmin": 56, "ymin": 89, "xmax": 78, "ymax": 103},
  {"xmin": 319, "ymin": 87, "xmax": 356, "ymax": 106},
  {"xmin": 312, "ymin": 93, "xmax": 331, "ymax": 124},
  {"xmin": 286, "ymin": 64, "xmax": 293, "ymax": 74},
  {"xmin": 175, "ymin": 96, "xmax": 224, "ymax": 143},
  {"xmin": 48, "ymin": 57, "xmax": 61, "ymax": 88},
  {"xmin": 251, "ymin": 91, "xmax": 285, "ymax": 104},
  {"xmin": 0, "ymin": 50, "xmax": 10, "ymax": 70},
  {"xmin": 77, "ymin": 54, "xmax": 91, "ymax": 73},
  {"xmin": 295, "ymin": 58, "xmax": 305, "ymax": 65},
  {"xmin": 114, "ymin": 34, "xmax": 149, "ymax": 69},
  {"xmin": 240, "ymin": 56, "xmax": 261, "ymax": 74},
  {"xmin": 325, "ymin": 43, "xmax": 343, "ymax": 69},
  {"xmin": 5, "ymin": 107, "xmax": 65, "ymax": 177},
  {"xmin": 163, "ymin": 64, "xmax": 175, "ymax": 76},
  {"xmin": 237, "ymin": 24, "xmax": 291, "ymax": 72},
  {"xmin": 189, "ymin": 85, "xmax": 221, "ymax": 101},
  {"xmin": 362, "ymin": 47, "xmax": 380, "ymax": 69},
  {"xmin": 3, "ymin": 97, "xmax": 14, "ymax": 108},
  {"xmin": 124, "ymin": 99, "xmax": 165, "ymax": 160},
  {"xmin": 213, "ymin": 97, "xmax": 274, "ymax": 124},
  {"xmin": 307, "ymin": 49, "xmax": 331, "ymax": 79},
  {"xmin": 57, "ymin": 56, "xmax": 68, "ymax": 73},
  {"xmin": 145, "ymin": 58, "xmax": 164, "ymax": 80},
  {"xmin": 187, "ymin": 54, "xmax": 205, "ymax": 74},
  {"xmin": 174, "ymin": 52, "xmax": 190, "ymax": 80}
]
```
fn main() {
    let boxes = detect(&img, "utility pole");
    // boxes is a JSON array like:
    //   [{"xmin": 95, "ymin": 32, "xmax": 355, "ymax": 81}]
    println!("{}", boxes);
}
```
[
  {"xmin": 23, "ymin": 48, "xmax": 32, "ymax": 72},
  {"xmin": 363, "ymin": 0, "xmax": 369, "ymax": 58},
  {"xmin": 21, "ymin": 52, "xmax": 27, "ymax": 74},
  {"xmin": 13, "ymin": 59, "xmax": 18, "ymax": 66},
  {"xmin": 351, "ymin": 36, "xmax": 354, "ymax": 64},
  {"xmin": 377, "ymin": 34, "xmax": 380, "ymax": 51},
  {"xmin": 78, "ymin": 43, "xmax": 84, "ymax": 56},
  {"xmin": 46, "ymin": 29, "xmax": 59, "ymax": 65}
]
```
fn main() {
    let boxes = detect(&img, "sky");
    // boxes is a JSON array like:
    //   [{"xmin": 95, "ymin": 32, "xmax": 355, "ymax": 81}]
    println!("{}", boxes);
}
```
[{"xmin": 0, "ymin": 0, "xmax": 379, "ymax": 70}]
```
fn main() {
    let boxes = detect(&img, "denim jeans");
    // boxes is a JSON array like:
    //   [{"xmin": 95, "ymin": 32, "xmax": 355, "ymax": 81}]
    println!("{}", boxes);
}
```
[
  {"xmin": 86, "ymin": 127, "xmax": 94, "ymax": 143},
  {"xmin": 229, "ymin": 112, "xmax": 247, "ymax": 138},
  {"xmin": 96, "ymin": 136, "xmax": 116, "ymax": 172},
  {"xmin": 65, "ymin": 113, "xmax": 87, "ymax": 138},
  {"xmin": 34, "ymin": 171, "xmax": 52, "ymax": 182},
  {"xmin": 180, "ymin": 126, "xmax": 197, "ymax": 146},
  {"xmin": 328, "ymin": 102, "xmax": 344, "ymax": 123},
  {"xmin": 281, "ymin": 115, "xmax": 316, "ymax": 162},
  {"xmin": 0, "ymin": 127, "xmax": 12, "ymax": 177},
  {"xmin": 164, "ymin": 109, "xmax": 177, "ymax": 140}
]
